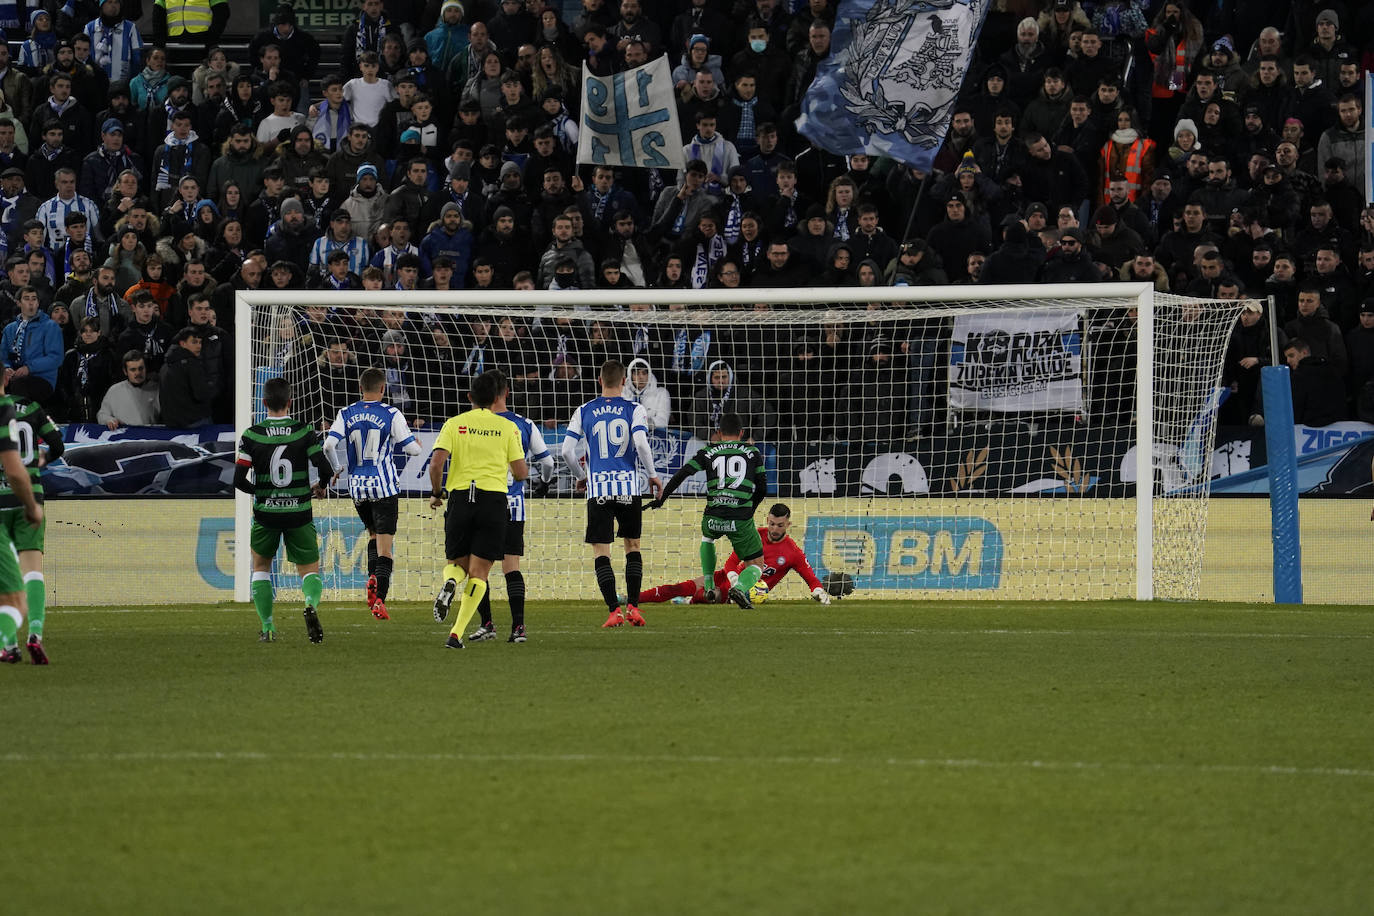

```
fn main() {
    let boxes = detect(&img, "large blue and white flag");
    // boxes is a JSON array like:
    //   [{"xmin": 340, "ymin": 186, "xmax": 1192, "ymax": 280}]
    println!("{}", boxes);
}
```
[
  {"xmin": 797, "ymin": 0, "xmax": 989, "ymax": 170},
  {"xmin": 577, "ymin": 58, "xmax": 686, "ymax": 171}
]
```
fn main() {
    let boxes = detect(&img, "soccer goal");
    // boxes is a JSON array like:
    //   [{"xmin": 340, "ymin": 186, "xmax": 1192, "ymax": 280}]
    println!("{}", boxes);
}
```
[{"xmin": 237, "ymin": 284, "xmax": 1245, "ymax": 605}]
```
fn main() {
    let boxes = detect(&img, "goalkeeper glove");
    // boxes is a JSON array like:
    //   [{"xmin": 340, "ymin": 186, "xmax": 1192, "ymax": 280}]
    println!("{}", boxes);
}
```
[
  {"xmin": 647, "ymin": 497, "xmax": 665, "ymax": 510},
  {"xmin": 811, "ymin": 586, "xmax": 832, "ymax": 605},
  {"xmin": 529, "ymin": 478, "xmax": 552, "ymax": 498}
]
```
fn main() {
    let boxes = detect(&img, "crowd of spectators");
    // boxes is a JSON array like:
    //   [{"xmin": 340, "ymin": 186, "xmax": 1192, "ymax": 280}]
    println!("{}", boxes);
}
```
[{"xmin": 0, "ymin": 0, "xmax": 1370, "ymax": 437}]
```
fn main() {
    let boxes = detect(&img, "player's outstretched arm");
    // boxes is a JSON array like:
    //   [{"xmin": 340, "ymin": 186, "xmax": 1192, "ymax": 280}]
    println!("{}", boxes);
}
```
[{"xmin": 648, "ymin": 462, "xmax": 693, "ymax": 509}]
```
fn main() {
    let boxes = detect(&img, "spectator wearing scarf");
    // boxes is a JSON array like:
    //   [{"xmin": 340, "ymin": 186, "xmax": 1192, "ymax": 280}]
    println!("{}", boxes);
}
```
[
  {"xmin": 1, "ymin": 287, "xmax": 64, "ymax": 401},
  {"xmin": 308, "ymin": 75, "xmax": 353, "ymax": 153},
  {"xmin": 344, "ymin": 0, "xmax": 396, "ymax": 78},
  {"xmin": 19, "ymin": 9, "xmax": 58, "ymax": 73},
  {"xmin": 81, "ymin": 118, "xmax": 144, "ymax": 202},
  {"xmin": 130, "ymin": 48, "xmax": 172, "ymax": 112},
  {"xmin": 678, "ymin": 211, "xmax": 726, "ymax": 290},
  {"xmin": 84, "ymin": 0, "xmax": 145, "ymax": 83}
]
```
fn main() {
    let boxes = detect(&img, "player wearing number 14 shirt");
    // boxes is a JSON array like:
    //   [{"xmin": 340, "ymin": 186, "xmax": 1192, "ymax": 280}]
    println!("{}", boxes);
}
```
[
  {"xmin": 326, "ymin": 368, "xmax": 423, "ymax": 621},
  {"xmin": 561, "ymin": 360, "xmax": 662, "ymax": 629}
]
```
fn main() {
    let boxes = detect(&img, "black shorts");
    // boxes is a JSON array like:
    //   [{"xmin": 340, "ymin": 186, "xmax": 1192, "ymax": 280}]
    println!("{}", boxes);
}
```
[
  {"xmin": 354, "ymin": 495, "xmax": 399, "ymax": 536},
  {"xmin": 584, "ymin": 496, "xmax": 642, "ymax": 544},
  {"xmin": 444, "ymin": 489, "xmax": 508, "ymax": 562},
  {"xmin": 504, "ymin": 519, "xmax": 525, "ymax": 557}
]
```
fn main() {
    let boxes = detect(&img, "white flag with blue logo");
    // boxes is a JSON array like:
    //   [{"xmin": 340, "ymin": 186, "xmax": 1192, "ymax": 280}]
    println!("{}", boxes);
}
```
[
  {"xmin": 797, "ymin": 0, "xmax": 990, "ymax": 170},
  {"xmin": 577, "ymin": 58, "xmax": 685, "ymax": 171}
]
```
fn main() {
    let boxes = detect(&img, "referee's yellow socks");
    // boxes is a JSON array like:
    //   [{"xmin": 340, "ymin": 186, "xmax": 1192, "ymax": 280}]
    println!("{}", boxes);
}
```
[
  {"xmin": 442, "ymin": 564, "xmax": 465, "ymax": 588},
  {"xmin": 451, "ymin": 578, "xmax": 487, "ymax": 638}
]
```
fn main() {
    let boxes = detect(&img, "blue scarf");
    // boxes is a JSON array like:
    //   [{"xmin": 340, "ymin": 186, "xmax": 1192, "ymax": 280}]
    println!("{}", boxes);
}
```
[
  {"xmin": 733, "ymin": 97, "xmax": 757, "ymax": 141},
  {"xmin": 724, "ymin": 195, "xmax": 742, "ymax": 244},
  {"xmin": 672, "ymin": 328, "xmax": 688, "ymax": 370},
  {"xmin": 9, "ymin": 316, "xmax": 27, "ymax": 364},
  {"xmin": 357, "ymin": 13, "xmax": 389, "ymax": 57},
  {"xmin": 690, "ymin": 332, "xmax": 712, "ymax": 373},
  {"xmin": 833, "ymin": 208, "xmax": 850, "ymax": 240},
  {"xmin": 84, "ymin": 286, "xmax": 111, "ymax": 320},
  {"xmin": 313, "ymin": 99, "xmax": 353, "ymax": 150}
]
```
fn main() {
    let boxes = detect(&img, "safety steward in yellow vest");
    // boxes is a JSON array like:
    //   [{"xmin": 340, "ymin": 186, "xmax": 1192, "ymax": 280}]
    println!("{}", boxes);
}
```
[{"xmin": 153, "ymin": 0, "xmax": 229, "ymax": 47}]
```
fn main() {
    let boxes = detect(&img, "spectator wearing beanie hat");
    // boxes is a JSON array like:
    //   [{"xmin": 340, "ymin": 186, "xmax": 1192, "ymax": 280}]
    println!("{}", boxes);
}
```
[
  {"xmin": 1086, "ymin": 203, "xmax": 1144, "ymax": 269},
  {"xmin": 264, "ymin": 196, "xmax": 316, "ymax": 273},
  {"xmin": 343, "ymin": 161, "xmax": 387, "ymax": 241},
  {"xmin": 425, "ymin": 1, "xmax": 470, "ymax": 74}
]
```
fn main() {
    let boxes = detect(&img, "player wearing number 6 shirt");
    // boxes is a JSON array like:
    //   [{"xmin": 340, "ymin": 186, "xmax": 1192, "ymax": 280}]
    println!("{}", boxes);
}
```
[
  {"xmin": 647, "ymin": 411, "xmax": 767, "ymax": 609},
  {"xmin": 325, "ymin": 367, "xmax": 423, "ymax": 621},
  {"xmin": 560, "ymin": 359, "xmax": 663, "ymax": 629}
]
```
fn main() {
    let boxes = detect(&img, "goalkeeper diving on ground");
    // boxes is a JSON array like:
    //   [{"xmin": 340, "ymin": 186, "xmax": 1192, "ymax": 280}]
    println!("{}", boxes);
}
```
[{"xmin": 639, "ymin": 502, "xmax": 833, "ymax": 606}]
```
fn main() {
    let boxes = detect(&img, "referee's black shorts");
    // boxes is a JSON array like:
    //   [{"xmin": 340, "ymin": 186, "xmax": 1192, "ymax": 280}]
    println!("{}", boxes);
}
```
[
  {"xmin": 354, "ymin": 495, "xmax": 399, "ymax": 536},
  {"xmin": 444, "ymin": 489, "xmax": 508, "ymax": 562},
  {"xmin": 584, "ymin": 496, "xmax": 642, "ymax": 544}
]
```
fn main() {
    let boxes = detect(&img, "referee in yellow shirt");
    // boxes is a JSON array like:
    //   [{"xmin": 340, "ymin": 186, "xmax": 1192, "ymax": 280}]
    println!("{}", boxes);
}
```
[{"xmin": 429, "ymin": 370, "xmax": 528, "ymax": 649}]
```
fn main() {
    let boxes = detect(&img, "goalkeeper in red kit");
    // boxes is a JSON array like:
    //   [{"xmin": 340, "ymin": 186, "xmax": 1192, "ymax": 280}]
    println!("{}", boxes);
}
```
[{"xmin": 639, "ymin": 503, "xmax": 832, "ymax": 605}]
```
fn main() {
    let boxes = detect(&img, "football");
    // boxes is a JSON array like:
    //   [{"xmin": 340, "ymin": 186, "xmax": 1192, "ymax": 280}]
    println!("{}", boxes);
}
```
[
  {"xmin": 748, "ymin": 581, "xmax": 771, "ymax": 604},
  {"xmin": 824, "ymin": 572, "xmax": 855, "ymax": 599}
]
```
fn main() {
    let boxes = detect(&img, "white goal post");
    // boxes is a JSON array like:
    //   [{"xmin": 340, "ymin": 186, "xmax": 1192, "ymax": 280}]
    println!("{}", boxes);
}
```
[{"xmin": 236, "ymin": 283, "xmax": 1245, "ymax": 606}]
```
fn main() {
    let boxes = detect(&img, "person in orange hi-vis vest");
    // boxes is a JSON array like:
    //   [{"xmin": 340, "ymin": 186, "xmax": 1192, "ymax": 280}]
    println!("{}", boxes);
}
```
[
  {"xmin": 1099, "ymin": 108, "xmax": 1156, "ymax": 206},
  {"xmin": 1143, "ymin": 1, "xmax": 1203, "ymax": 142}
]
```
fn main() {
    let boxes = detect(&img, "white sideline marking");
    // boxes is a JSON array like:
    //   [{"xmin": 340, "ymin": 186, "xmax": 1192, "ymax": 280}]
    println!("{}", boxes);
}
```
[
  {"xmin": 42, "ymin": 609, "xmax": 1374, "ymax": 641},
  {"xmin": 1, "ymin": 749, "xmax": 1371, "ymax": 780},
  {"xmin": 55, "ymin": 623, "xmax": 1374, "ymax": 641}
]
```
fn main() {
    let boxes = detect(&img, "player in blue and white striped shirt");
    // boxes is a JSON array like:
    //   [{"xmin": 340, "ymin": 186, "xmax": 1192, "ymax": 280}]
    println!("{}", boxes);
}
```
[
  {"xmin": 465, "ymin": 385, "xmax": 555, "ymax": 644},
  {"xmin": 560, "ymin": 360, "xmax": 662, "ymax": 629},
  {"xmin": 326, "ymin": 367, "xmax": 422, "ymax": 620}
]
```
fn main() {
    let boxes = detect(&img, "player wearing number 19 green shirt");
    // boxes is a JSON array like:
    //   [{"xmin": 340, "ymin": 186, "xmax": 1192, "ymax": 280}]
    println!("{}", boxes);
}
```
[
  {"xmin": 0, "ymin": 396, "xmax": 63, "ymax": 665},
  {"xmin": 648, "ymin": 411, "xmax": 769, "ymax": 609},
  {"xmin": 233, "ymin": 378, "xmax": 335, "ymax": 644}
]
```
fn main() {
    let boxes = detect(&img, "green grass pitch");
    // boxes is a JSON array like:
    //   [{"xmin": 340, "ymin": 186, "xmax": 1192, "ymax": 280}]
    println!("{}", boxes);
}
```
[{"xmin": 9, "ymin": 599, "xmax": 1374, "ymax": 915}]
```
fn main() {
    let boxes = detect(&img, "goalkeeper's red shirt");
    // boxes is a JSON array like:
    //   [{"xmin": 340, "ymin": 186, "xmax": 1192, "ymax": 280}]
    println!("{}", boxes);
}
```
[{"xmin": 717, "ymin": 530, "xmax": 823, "ymax": 591}]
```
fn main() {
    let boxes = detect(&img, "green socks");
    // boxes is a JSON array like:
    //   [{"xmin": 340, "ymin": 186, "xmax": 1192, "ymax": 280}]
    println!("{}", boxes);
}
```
[
  {"xmin": 251, "ymin": 573, "xmax": 274, "ymax": 630},
  {"xmin": 737, "ymin": 564, "xmax": 763, "ymax": 593},
  {"xmin": 699, "ymin": 540, "xmax": 717, "ymax": 579},
  {"xmin": 301, "ymin": 572, "xmax": 323, "ymax": 609},
  {"xmin": 0, "ymin": 605, "xmax": 19, "ymax": 648},
  {"xmin": 24, "ymin": 572, "xmax": 44, "ymax": 639}
]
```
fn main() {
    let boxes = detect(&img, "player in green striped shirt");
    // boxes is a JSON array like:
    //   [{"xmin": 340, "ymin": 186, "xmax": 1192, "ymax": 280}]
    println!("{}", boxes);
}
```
[
  {"xmin": 648, "ymin": 412, "xmax": 769, "ymax": 609},
  {"xmin": 0, "ymin": 392, "xmax": 43, "ymax": 664},
  {"xmin": 233, "ymin": 378, "xmax": 335, "ymax": 643},
  {"xmin": 0, "ymin": 390, "xmax": 63, "ymax": 664}
]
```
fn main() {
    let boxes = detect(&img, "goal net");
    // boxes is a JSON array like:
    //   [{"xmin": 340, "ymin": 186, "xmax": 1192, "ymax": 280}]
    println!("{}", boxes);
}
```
[{"xmin": 238, "ymin": 285, "xmax": 1245, "ymax": 606}]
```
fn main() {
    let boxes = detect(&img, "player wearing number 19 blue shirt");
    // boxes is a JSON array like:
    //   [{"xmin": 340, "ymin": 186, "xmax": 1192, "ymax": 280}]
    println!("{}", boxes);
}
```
[
  {"xmin": 560, "ymin": 360, "xmax": 663, "ymax": 629},
  {"xmin": 326, "ymin": 367, "xmax": 422, "ymax": 620}
]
